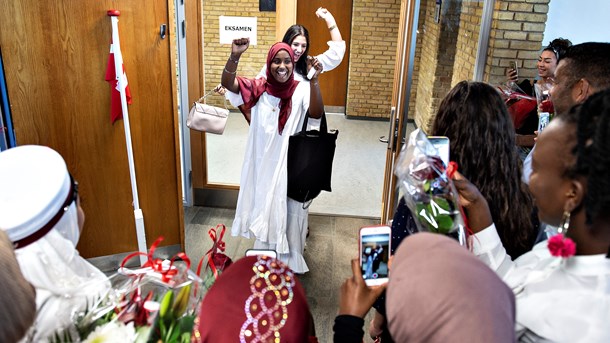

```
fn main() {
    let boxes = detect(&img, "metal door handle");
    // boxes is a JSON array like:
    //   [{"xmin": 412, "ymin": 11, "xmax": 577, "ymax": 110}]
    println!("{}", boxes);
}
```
[{"xmin": 160, "ymin": 24, "xmax": 167, "ymax": 39}]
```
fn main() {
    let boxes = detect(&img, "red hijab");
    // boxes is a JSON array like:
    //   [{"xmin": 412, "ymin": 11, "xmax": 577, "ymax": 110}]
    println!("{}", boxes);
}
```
[
  {"xmin": 236, "ymin": 42, "xmax": 299, "ymax": 134},
  {"xmin": 193, "ymin": 255, "xmax": 314, "ymax": 343}
]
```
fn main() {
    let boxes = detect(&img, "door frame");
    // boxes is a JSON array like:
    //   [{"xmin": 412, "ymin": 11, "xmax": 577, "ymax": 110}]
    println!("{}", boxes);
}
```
[{"xmin": 380, "ymin": 0, "xmax": 420, "ymax": 224}]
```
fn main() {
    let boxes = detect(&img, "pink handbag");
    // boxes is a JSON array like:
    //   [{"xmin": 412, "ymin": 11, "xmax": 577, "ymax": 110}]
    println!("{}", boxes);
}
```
[{"xmin": 187, "ymin": 91, "xmax": 229, "ymax": 134}]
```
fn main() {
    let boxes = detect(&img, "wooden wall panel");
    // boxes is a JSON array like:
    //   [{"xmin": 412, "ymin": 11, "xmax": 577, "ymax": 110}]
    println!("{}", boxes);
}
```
[
  {"xmin": 297, "ymin": 0, "xmax": 352, "ymax": 107},
  {"xmin": 0, "ymin": 0, "xmax": 183, "ymax": 257}
]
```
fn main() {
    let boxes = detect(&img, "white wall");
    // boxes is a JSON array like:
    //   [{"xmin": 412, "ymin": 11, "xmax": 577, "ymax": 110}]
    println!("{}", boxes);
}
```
[{"xmin": 544, "ymin": 0, "xmax": 610, "ymax": 45}]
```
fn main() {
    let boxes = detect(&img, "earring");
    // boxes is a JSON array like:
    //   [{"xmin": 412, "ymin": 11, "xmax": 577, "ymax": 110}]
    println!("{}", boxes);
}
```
[
  {"xmin": 548, "ymin": 210, "xmax": 577, "ymax": 258},
  {"xmin": 558, "ymin": 210, "xmax": 570, "ymax": 234}
]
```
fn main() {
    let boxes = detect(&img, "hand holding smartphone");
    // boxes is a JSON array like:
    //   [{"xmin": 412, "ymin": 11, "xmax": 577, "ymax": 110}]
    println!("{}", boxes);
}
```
[
  {"xmin": 508, "ymin": 60, "xmax": 518, "ymax": 82},
  {"xmin": 359, "ymin": 225, "xmax": 391, "ymax": 286}
]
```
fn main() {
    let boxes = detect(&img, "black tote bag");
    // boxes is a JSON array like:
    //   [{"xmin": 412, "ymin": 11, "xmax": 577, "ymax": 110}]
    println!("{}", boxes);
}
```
[{"xmin": 287, "ymin": 112, "xmax": 339, "ymax": 205}]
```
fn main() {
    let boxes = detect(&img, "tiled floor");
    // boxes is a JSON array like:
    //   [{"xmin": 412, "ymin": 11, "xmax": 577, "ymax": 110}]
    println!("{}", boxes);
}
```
[{"xmin": 185, "ymin": 206, "xmax": 380, "ymax": 343}]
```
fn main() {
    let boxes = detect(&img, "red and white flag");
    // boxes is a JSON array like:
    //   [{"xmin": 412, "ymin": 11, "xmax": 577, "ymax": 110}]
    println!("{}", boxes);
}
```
[{"xmin": 105, "ymin": 17, "xmax": 132, "ymax": 124}]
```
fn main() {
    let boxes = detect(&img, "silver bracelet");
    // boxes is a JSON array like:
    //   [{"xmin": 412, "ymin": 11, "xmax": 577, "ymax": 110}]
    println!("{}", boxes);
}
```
[{"xmin": 224, "ymin": 67, "xmax": 237, "ymax": 75}]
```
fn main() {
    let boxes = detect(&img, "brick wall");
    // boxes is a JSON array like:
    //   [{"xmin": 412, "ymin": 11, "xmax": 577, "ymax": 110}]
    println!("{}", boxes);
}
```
[
  {"xmin": 486, "ymin": 0, "xmax": 549, "ymax": 85},
  {"xmin": 346, "ymin": 0, "xmax": 402, "ymax": 118},
  {"xmin": 202, "ymin": 1, "xmax": 277, "ymax": 107},
  {"xmin": 451, "ymin": 0, "xmax": 483, "ymax": 85},
  {"xmin": 199, "ymin": 0, "xmax": 549, "ymax": 122},
  {"xmin": 412, "ymin": 0, "xmax": 462, "ymax": 131},
  {"xmin": 410, "ymin": 0, "xmax": 549, "ymax": 131}
]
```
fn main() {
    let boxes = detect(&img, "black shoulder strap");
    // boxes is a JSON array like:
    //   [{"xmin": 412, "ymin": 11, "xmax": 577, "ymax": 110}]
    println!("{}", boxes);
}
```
[{"xmin": 301, "ymin": 111, "xmax": 328, "ymax": 133}]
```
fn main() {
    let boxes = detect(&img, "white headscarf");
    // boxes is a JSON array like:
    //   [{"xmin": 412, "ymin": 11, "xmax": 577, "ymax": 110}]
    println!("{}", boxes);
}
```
[{"xmin": 0, "ymin": 145, "xmax": 109, "ymax": 342}]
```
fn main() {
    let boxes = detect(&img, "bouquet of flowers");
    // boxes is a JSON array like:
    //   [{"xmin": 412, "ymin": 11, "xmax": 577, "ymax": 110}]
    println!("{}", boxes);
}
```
[
  {"xmin": 395, "ymin": 129, "xmax": 468, "ymax": 246},
  {"xmin": 51, "ymin": 237, "xmax": 204, "ymax": 343}
]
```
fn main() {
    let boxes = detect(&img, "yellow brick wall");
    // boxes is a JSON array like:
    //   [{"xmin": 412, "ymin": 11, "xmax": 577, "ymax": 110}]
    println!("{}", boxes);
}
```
[
  {"xmin": 451, "ymin": 0, "xmax": 483, "ymax": 84},
  {"xmin": 202, "ymin": 1, "xmax": 277, "ymax": 107},
  {"xmin": 199, "ymin": 0, "xmax": 549, "ymax": 122},
  {"xmin": 346, "ymin": 0, "xmax": 402, "ymax": 118},
  {"xmin": 411, "ymin": 0, "xmax": 549, "ymax": 131},
  {"xmin": 412, "ymin": 0, "xmax": 463, "ymax": 131},
  {"xmin": 485, "ymin": 0, "xmax": 549, "ymax": 85}
]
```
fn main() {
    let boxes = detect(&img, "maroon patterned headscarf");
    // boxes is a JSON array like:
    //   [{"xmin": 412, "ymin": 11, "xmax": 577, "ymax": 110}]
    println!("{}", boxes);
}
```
[
  {"xmin": 236, "ymin": 42, "xmax": 299, "ymax": 134},
  {"xmin": 193, "ymin": 255, "xmax": 314, "ymax": 343}
]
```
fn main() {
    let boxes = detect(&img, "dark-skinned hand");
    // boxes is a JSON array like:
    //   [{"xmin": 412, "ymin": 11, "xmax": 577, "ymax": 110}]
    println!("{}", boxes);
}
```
[
  {"xmin": 339, "ymin": 259, "xmax": 387, "ymax": 318},
  {"xmin": 452, "ymin": 171, "xmax": 493, "ymax": 233}
]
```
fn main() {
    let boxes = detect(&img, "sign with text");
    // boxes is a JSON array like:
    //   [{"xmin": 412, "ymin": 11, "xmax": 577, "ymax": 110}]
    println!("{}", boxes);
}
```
[{"xmin": 219, "ymin": 16, "xmax": 257, "ymax": 45}]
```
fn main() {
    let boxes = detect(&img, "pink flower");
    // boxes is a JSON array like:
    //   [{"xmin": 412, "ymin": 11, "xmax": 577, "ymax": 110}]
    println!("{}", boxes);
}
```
[{"xmin": 547, "ymin": 233, "xmax": 576, "ymax": 258}]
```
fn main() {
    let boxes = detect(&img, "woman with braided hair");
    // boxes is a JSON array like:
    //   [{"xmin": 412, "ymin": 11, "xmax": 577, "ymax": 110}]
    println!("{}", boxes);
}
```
[{"xmin": 454, "ymin": 88, "xmax": 610, "ymax": 342}]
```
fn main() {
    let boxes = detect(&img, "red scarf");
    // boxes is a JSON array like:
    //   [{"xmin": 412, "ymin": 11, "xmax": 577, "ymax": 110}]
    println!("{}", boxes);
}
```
[{"xmin": 236, "ymin": 42, "xmax": 299, "ymax": 134}]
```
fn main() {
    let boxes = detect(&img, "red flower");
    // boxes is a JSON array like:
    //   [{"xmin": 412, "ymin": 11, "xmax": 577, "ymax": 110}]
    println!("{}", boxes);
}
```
[{"xmin": 547, "ymin": 233, "xmax": 576, "ymax": 258}]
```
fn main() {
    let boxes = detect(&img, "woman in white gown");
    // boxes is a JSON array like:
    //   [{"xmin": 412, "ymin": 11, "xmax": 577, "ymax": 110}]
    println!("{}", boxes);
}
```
[{"xmin": 221, "ymin": 38, "xmax": 324, "ymax": 273}]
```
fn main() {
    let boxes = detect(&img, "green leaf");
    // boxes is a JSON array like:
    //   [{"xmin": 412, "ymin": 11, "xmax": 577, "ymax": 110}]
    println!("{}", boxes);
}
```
[
  {"xmin": 171, "ymin": 284, "xmax": 192, "ymax": 318},
  {"xmin": 159, "ymin": 290, "xmax": 175, "ymax": 320}
]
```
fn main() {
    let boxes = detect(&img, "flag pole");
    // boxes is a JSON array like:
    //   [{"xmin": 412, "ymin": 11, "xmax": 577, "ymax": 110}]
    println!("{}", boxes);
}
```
[{"xmin": 108, "ymin": 9, "xmax": 148, "ymax": 265}]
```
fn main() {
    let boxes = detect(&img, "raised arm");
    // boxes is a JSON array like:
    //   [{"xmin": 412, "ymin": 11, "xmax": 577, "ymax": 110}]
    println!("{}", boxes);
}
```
[
  {"xmin": 221, "ymin": 38, "xmax": 249, "ymax": 93},
  {"xmin": 307, "ymin": 56, "xmax": 324, "ymax": 119},
  {"xmin": 315, "ymin": 8, "xmax": 346, "ymax": 73},
  {"xmin": 316, "ymin": 7, "xmax": 342, "ymax": 42}
]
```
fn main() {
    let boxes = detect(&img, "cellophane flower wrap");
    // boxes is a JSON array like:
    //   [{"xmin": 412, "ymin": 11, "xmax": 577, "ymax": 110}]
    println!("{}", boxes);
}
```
[
  {"xmin": 51, "ymin": 237, "xmax": 204, "ymax": 343},
  {"xmin": 395, "ymin": 129, "xmax": 468, "ymax": 247},
  {"xmin": 497, "ymin": 84, "xmax": 537, "ymax": 130}
]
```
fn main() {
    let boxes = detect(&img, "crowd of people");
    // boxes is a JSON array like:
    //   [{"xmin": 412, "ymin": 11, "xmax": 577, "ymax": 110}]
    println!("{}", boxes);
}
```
[{"xmin": 1, "ymin": 5, "xmax": 609, "ymax": 342}]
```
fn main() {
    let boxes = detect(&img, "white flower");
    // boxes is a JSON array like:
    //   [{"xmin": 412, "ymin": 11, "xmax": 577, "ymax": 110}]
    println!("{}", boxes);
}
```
[{"xmin": 83, "ymin": 321, "xmax": 136, "ymax": 343}]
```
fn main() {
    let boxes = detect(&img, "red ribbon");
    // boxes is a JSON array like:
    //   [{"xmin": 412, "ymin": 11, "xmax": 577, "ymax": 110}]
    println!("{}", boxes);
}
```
[
  {"xmin": 120, "ymin": 236, "xmax": 191, "ymax": 284},
  {"xmin": 115, "ymin": 287, "xmax": 155, "ymax": 326},
  {"xmin": 446, "ymin": 161, "xmax": 474, "ymax": 238},
  {"xmin": 196, "ymin": 224, "xmax": 228, "ymax": 280}
]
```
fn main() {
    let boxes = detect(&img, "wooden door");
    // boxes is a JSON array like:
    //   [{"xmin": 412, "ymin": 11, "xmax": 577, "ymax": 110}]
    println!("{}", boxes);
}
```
[
  {"xmin": 297, "ymin": 0, "xmax": 351, "ymax": 107},
  {"xmin": 0, "ymin": 0, "xmax": 183, "ymax": 257}
]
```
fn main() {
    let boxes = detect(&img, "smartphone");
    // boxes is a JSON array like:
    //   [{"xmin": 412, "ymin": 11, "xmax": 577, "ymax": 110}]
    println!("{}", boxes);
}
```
[
  {"xmin": 427, "ymin": 136, "xmax": 450, "ymax": 166},
  {"xmin": 538, "ymin": 112, "xmax": 550, "ymax": 134},
  {"xmin": 359, "ymin": 225, "xmax": 391, "ymax": 286},
  {"xmin": 245, "ymin": 249, "xmax": 277, "ymax": 259},
  {"xmin": 509, "ymin": 60, "xmax": 518, "ymax": 74}
]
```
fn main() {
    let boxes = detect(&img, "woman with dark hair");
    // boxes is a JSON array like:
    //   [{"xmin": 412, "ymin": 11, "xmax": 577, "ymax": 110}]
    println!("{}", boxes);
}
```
[
  {"xmin": 432, "ymin": 81, "xmax": 538, "ymax": 258},
  {"xmin": 454, "ymin": 88, "xmax": 610, "ymax": 342},
  {"xmin": 507, "ymin": 38, "xmax": 573, "ymax": 152},
  {"xmin": 257, "ymin": 8, "xmax": 345, "ymax": 81}
]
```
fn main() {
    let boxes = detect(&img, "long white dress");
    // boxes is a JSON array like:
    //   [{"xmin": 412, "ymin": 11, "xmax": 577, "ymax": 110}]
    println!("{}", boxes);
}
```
[
  {"xmin": 472, "ymin": 224, "xmax": 610, "ymax": 342},
  {"xmin": 226, "ymin": 81, "xmax": 311, "ymax": 273}
]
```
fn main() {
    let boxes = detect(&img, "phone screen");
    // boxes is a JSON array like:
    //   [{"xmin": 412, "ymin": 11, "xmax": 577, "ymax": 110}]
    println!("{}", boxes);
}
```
[
  {"xmin": 360, "ymin": 226, "xmax": 391, "ymax": 286},
  {"xmin": 509, "ymin": 60, "xmax": 518, "ymax": 73},
  {"xmin": 428, "ymin": 136, "xmax": 450, "ymax": 166},
  {"xmin": 245, "ymin": 249, "xmax": 277, "ymax": 259}
]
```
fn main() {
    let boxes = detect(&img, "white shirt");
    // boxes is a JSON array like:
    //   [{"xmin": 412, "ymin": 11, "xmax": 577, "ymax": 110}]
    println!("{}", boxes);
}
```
[{"xmin": 472, "ymin": 224, "xmax": 610, "ymax": 342}]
